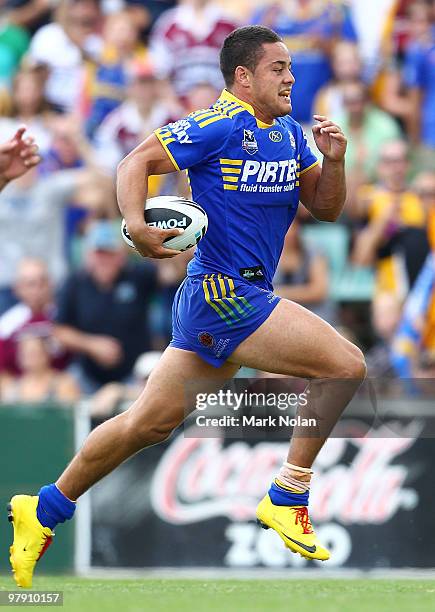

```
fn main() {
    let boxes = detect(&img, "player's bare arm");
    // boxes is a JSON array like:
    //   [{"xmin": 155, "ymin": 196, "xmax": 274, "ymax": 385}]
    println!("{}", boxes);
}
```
[
  {"xmin": 116, "ymin": 134, "xmax": 183, "ymax": 259},
  {"xmin": 299, "ymin": 115, "xmax": 347, "ymax": 222}
]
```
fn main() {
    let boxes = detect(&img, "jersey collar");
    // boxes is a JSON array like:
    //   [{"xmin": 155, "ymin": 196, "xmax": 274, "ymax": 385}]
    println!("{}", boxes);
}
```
[{"xmin": 218, "ymin": 89, "xmax": 275, "ymax": 129}]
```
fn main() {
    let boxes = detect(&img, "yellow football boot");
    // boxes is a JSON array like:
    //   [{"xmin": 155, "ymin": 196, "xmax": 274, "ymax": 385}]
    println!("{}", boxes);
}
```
[
  {"xmin": 256, "ymin": 494, "xmax": 330, "ymax": 561},
  {"xmin": 8, "ymin": 495, "xmax": 54, "ymax": 588}
]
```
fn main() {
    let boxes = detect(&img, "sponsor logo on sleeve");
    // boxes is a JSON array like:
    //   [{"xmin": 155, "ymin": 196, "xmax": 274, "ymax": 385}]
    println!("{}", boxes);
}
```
[{"xmin": 169, "ymin": 119, "xmax": 192, "ymax": 144}]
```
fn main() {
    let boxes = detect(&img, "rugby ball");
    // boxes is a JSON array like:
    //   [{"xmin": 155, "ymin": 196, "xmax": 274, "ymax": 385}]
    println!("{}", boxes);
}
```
[{"xmin": 121, "ymin": 195, "xmax": 208, "ymax": 252}]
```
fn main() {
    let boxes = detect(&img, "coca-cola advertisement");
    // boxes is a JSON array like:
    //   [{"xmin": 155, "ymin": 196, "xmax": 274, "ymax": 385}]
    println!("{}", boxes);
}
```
[{"xmin": 90, "ymin": 402, "xmax": 435, "ymax": 569}]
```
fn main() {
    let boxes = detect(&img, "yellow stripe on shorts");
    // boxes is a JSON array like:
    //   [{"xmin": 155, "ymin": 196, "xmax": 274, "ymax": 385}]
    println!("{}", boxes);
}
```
[
  {"xmin": 227, "ymin": 277, "xmax": 255, "ymax": 311},
  {"xmin": 218, "ymin": 275, "xmax": 249, "ymax": 318},
  {"xmin": 208, "ymin": 276, "xmax": 240, "ymax": 322},
  {"xmin": 202, "ymin": 277, "xmax": 232, "ymax": 325}
]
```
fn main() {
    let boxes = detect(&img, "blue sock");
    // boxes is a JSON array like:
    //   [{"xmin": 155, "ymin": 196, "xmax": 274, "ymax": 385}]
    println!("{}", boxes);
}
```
[
  {"xmin": 36, "ymin": 484, "xmax": 76, "ymax": 530},
  {"xmin": 268, "ymin": 480, "xmax": 309, "ymax": 507}
]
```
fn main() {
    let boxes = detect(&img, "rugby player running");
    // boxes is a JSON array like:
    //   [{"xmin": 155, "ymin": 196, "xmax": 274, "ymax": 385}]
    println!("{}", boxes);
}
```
[{"xmin": 9, "ymin": 26, "xmax": 366, "ymax": 587}]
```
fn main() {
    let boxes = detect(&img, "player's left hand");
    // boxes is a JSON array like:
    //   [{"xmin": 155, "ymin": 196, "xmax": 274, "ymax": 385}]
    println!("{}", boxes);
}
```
[
  {"xmin": 312, "ymin": 115, "xmax": 347, "ymax": 162},
  {"xmin": 0, "ymin": 126, "xmax": 41, "ymax": 184}
]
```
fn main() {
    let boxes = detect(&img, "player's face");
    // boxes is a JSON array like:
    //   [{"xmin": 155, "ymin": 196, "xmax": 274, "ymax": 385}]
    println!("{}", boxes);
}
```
[{"xmin": 250, "ymin": 42, "xmax": 295, "ymax": 118}]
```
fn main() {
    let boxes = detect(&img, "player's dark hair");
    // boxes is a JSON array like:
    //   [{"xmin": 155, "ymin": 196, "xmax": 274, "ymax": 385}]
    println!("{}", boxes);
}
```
[{"xmin": 220, "ymin": 26, "xmax": 283, "ymax": 87}]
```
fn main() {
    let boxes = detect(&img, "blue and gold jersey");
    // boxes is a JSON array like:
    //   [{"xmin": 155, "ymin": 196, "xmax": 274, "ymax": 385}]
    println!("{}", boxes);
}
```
[{"xmin": 154, "ymin": 89, "xmax": 318, "ymax": 289}]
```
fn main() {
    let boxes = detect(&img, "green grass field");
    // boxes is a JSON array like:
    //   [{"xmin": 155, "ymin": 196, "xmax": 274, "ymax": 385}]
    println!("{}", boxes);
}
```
[{"xmin": 1, "ymin": 577, "xmax": 435, "ymax": 612}]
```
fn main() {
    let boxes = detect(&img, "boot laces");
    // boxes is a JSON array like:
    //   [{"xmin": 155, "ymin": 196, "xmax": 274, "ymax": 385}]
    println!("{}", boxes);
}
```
[{"xmin": 293, "ymin": 507, "xmax": 313, "ymax": 534}]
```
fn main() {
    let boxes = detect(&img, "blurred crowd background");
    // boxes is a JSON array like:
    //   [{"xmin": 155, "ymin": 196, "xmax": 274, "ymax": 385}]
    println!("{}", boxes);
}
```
[{"xmin": 0, "ymin": 0, "xmax": 434, "ymax": 415}]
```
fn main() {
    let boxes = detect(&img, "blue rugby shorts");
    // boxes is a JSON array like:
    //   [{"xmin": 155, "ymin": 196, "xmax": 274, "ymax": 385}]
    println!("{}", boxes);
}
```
[{"xmin": 170, "ymin": 273, "xmax": 281, "ymax": 367}]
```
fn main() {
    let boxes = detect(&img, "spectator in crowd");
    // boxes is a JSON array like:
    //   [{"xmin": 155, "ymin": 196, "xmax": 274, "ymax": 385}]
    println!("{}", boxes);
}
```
[
  {"xmin": 414, "ymin": 170, "xmax": 435, "ymax": 250},
  {"xmin": 351, "ymin": 0, "xmax": 398, "ymax": 85},
  {"xmin": 89, "ymin": 350, "xmax": 162, "ymax": 418},
  {"xmin": 0, "ymin": 7, "xmax": 30, "ymax": 89},
  {"xmin": 54, "ymin": 220, "xmax": 158, "ymax": 393},
  {"xmin": 93, "ymin": 60, "xmax": 171, "ymax": 177},
  {"xmin": 390, "ymin": 0, "xmax": 419, "ymax": 59},
  {"xmin": 365, "ymin": 291, "xmax": 403, "ymax": 377},
  {"xmin": 182, "ymin": 81, "xmax": 220, "ymax": 114},
  {"xmin": 28, "ymin": 0, "xmax": 103, "ymax": 112},
  {"xmin": 352, "ymin": 139, "xmax": 430, "ymax": 300},
  {"xmin": 403, "ymin": 0, "xmax": 435, "ymax": 153},
  {"xmin": 38, "ymin": 113, "xmax": 96, "ymax": 175},
  {"xmin": 0, "ymin": 65, "xmax": 53, "ymax": 156},
  {"xmin": 80, "ymin": 10, "xmax": 146, "ymax": 139},
  {"xmin": 273, "ymin": 219, "xmax": 332, "ymax": 322},
  {"xmin": 313, "ymin": 41, "xmax": 363, "ymax": 119},
  {"xmin": 0, "ymin": 127, "xmax": 41, "ymax": 315},
  {"xmin": 217, "ymin": 0, "xmax": 266, "ymax": 21},
  {"xmin": 391, "ymin": 251, "xmax": 435, "ymax": 377},
  {"xmin": 122, "ymin": 0, "xmax": 176, "ymax": 40},
  {"xmin": 37, "ymin": 113, "xmax": 119, "ymax": 263},
  {"xmin": 336, "ymin": 80, "xmax": 402, "ymax": 184},
  {"xmin": 149, "ymin": 0, "xmax": 237, "ymax": 99},
  {"xmin": 0, "ymin": 160, "xmax": 112, "ymax": 314},
  {"xmin": 0, "ymin": 258, "xmax": 68, "ymax": 376},
  {"xmin": 0, "ymin": 332, "xmax": 80, "ymax": 404},
  {"xmin": 1, "ymin": 0, "xmax": 53, "ymax": 35},
  {"xmin": 376, "ymin": 1, "xmax": 427, "ymax": 134},
  {"xmin": 252, "ymin": 0, "xmax": 358, "ymax": 124}
]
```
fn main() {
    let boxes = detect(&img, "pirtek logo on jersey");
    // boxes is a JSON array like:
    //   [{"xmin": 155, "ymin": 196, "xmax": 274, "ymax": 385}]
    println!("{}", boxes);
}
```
[
  {"xmin": 241, "ymin": 159, "xmax": 298, "ymax": 183},
  {"xmin": 220, "ymin": 158, "xmax": 300, "ymax": 192}
]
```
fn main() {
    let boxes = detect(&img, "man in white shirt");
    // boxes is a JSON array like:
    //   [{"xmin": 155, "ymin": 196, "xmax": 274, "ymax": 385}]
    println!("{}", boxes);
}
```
[
  {"xmin": 28, "ymin": 0, "xmax": 102, "ymax": 112},
  {"xmin": 149, "ymin": 0, "xmax": 238, "ymax": 96}
]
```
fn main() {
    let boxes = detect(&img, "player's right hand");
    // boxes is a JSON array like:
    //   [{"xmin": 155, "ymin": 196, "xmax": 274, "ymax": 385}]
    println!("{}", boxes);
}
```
[{"xmin": 127, "ymin": 225, "xmax": 183, "ymax": 259}]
